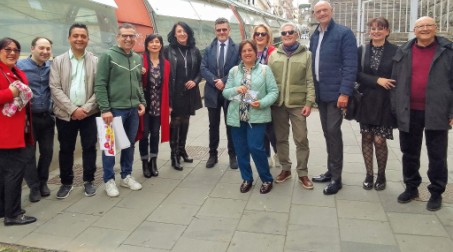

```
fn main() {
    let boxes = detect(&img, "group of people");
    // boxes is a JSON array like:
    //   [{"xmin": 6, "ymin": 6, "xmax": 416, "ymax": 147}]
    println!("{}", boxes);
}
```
[{"xmin": 1, "ymin": 0, "xmax": 452, "ymax": 227}]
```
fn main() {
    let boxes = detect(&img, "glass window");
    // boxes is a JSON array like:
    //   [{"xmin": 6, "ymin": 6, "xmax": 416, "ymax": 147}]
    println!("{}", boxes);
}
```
[
  {"xmin": 0, "ymin": 0, "xmax": 117, "ymax": 56},
  {"xmin": 147, "ymin": 0, "xmax": 198, "ymax": 20}
]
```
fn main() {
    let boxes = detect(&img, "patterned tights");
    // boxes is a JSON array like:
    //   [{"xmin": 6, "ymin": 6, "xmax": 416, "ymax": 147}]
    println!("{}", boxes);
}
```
[{"xmin": 361, "ymin": 132, "xmax": 388, "ymax": 177}]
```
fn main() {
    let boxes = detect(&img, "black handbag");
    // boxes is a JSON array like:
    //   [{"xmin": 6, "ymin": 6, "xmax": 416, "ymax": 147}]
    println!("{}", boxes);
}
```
[
  {"xmin": 344, "ymin": 45, "xmax": 366, "ymax": 121},
  {"xmin": 344, "ymin": 86, "xmax": 362, "ymax": 120}
]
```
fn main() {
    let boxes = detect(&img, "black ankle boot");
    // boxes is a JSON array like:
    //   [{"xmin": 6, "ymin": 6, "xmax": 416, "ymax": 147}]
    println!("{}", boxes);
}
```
[
  {"xmin": 142, "ymin": 160, "xmax": 152, "ymax": 178},
  {"xmin": 179, "ymin": 149, "xmax": 193, "ymax": 163},
  {"xmin": 149, "ymin": 157, "xmax": 159, "ymax": 176},
  {"xmin": 171, "ymin": 152, "xmax": 183, "ymax": 171},
  {"xmin": 362, "ymin": 174, "xmax": 373, "ymax": 190}
]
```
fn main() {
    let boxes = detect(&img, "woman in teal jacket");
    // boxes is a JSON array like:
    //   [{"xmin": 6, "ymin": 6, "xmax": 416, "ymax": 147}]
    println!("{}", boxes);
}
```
[{"xmin": 223, "ymin": 40, "xmax": 278, "ymax": 194}]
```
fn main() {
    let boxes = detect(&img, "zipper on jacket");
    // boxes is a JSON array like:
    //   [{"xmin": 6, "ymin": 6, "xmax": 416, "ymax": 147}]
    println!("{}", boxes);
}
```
[{"xmin": 128, "ymin": 57, "xmax": 133, "ymax": 108}]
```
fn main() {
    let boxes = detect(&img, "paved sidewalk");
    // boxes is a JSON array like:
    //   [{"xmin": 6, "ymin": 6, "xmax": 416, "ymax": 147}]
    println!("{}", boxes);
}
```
[{"xmin": 1, "ymin": 107, "xmax": 452, "ymax": 252}]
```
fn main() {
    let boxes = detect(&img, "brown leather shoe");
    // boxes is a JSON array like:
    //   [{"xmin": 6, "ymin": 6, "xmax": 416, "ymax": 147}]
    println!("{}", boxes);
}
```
[
  {"xmin": 260, "ymin": 181, "xmax": 273, "ymax": 194},
  {"xmin": 298, "ymin": 176, "xmax": 314, "ymax": 190},
  {"xmin": 276, "ymin": 170, "xmax": 291, "ymax": 183},
  {"xmin": 240, "ymin": 181, "xmax": 253, "ymax": 193}
]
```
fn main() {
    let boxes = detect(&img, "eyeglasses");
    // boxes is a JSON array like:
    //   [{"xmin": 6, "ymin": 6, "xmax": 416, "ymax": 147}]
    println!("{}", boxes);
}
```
[
  {"xmin": 414, "ymin": 24, "xmax": 437, "ymax": 30},
  {"xmin": 2, "ymin": 48, "xmax": 20, "ymax": 54},
  {"xmin": 216, "ymin": 28, "xmax": 228, "ymax": 33},
  {"xmin": 369, "ymin": 27, "xmax": 386, "ymax": 31},
  {"xmin": 120, "ymin": 34, "xmax": 137, "ymax": 39},
  {"xmin": 254, "ymin": 32, "xmax": 267, "ymax": 37},
  {"xmin": 281, "ymin": 30, "xmax": 295, "ymax": 36}
]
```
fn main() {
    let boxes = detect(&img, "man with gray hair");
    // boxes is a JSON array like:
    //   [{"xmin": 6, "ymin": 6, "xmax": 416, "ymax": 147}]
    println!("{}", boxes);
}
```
[
  {"xmin": 268, "ymin": 23, "xmax": 315, "ymax": 190},
  {"xmin": 309, "ymin": 1, "xmax": 358, "ymax": 195},
  {"xmin": 391, "ymin": 16, "xmax": 453, "ymax": 211}
]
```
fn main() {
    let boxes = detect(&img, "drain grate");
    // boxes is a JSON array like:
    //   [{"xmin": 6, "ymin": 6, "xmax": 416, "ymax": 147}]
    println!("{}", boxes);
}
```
[
  {"xmin": 48, "ymin": 146, "xmax": 226, "ymax": 187},
  {"xmin": 48, "ymin": 164, "xmax": 103, "ymax": 187},
  {"xmin": 416, "ymin": 182, "xmax": 453, "ymax": 203}
]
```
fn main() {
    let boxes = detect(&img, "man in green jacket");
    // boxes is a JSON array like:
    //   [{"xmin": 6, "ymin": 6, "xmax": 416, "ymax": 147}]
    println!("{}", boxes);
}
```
[
  {"xmin": 268, "ymin": 22, "xmax": 316, "ymax": 190},
  {"xmin": 95, "ymin": 23, "xmax": 146, "ymax": 197}
]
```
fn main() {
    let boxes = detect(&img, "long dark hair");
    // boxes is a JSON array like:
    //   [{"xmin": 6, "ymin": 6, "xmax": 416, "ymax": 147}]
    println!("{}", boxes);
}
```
[
  {"xmin": 167, "ymin": 22, "xmax": 196, "ymax": 48},
  {"xmin": 144, "ymin": 34, "xmax": 165, "ymax": 79}
]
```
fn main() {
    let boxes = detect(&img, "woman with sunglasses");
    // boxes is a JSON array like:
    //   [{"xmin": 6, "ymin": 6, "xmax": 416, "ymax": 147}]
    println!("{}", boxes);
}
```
[
  {"xmin": 0, "ymin": 37, "xmax": 37, "ymax": 225},
  {"xmin": 267, "ymin": 23, "xmax": 316, "ymax": 190},
  {"xmin": 252, "ymin": 24, "xmax": 279, "ymax": 169},
  {"xmin": 356, "ymin": 17, "xmax": 397, "ymax": 191},
  {"xmin": 139, "ymin": 34, "xmax": 170, "ymax": 178},
  {"xmin": 165, "ymin": 22, "xmax": 202, "ymax": 171}
]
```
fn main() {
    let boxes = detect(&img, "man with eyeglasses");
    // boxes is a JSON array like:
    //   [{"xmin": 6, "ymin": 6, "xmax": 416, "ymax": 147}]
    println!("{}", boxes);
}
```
[
  {"xmin": 391, "ymin": 16, "xmax": 453, "ymax": 211},
  {"xmin": 309, "ymin": 1, "xmax": 358, "ymax": 195},
  {"xmin": 95, "ymin": 23, "xmax": 146, "ymax": 197},
  {"xmin": 268, "ymin": 23, "xmax": 315, "ymax": 190},
  {"xmin": 17, "ymin": 37, "xmax": 54, "ymax": 203},
  {"xmin": 201, "ymin": 17, "xmax": 240, "ymax": 169},
  {"xmin": 50, "ymin": 23, "xmax": 99, "ymax": 199}
]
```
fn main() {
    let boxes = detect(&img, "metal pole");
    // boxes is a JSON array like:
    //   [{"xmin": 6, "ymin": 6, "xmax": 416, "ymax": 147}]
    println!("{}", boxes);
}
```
[
  {"xmin": 360, "ymin": 0, "xmax": 372, "ymax": 44},
  {"xmin": 409, "ymin": 0, "xmax": 418, "ymax": 40}
]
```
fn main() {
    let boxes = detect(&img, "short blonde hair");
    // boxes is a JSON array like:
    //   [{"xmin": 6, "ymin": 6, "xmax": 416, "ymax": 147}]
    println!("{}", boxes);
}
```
[{"xmin": 252, "ymin": 24, "xmax": 273, "ymax": 46}]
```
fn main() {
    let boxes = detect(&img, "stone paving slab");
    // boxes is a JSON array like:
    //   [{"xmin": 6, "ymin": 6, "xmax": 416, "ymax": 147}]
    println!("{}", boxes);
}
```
[{"xmin": 1, "ymin": 108, "xmax": 453, "ymax": 252}]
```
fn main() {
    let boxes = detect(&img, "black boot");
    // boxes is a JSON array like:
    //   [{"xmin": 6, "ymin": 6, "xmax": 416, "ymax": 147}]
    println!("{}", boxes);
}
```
[
  {"xmin": 170, "ymin": 118, "xmax": 183, "ymax": 171},
  {"xmin": 171, "ymin": 152, "xmax": 183, "ymax": 171},
  {"xmin": 142, "ymin": 160, "xmax": 152, "ymax": 178},
  {"xmin": 178, "ymin": 117, "xmax": 193, "ymax": 163},
  {"xmin": 179, "ymin": 149, "xmax": 193, "ymax": 163},
  {"xmin": 149, "ymin": 157, "xmax": 159, "ymax": 176}
]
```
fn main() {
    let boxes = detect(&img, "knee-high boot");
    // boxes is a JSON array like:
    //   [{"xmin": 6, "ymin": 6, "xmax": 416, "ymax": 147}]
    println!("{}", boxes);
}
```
[
  {"xmin": 170, "ymin": 119, "xmax": 183, "ymax": 171},
  {"xmin": 179, "ymin": 117, "xmax": 193, "ymax": 163}
]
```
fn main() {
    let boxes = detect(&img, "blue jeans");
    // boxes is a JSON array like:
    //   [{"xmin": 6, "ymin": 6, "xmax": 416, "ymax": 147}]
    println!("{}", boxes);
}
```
[
  {"xmin": 102, "ymin": 108, "xmax": 139, "ymax": 182},
  {"xmin": 231, "ymin": 122, "xmax": 273, "ymax": 183}
]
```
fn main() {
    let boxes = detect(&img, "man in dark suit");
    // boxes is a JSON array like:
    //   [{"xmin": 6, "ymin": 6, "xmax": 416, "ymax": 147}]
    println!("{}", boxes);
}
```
[{"xmin": 201, "ymin": 17, "xmax": 240, "ymax": 169}]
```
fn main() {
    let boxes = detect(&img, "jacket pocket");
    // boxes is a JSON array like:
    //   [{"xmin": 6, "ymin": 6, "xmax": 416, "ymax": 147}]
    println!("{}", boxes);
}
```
[{"xmin": 287, "ymin": 85, "xmax": 307, "ymax": 106}]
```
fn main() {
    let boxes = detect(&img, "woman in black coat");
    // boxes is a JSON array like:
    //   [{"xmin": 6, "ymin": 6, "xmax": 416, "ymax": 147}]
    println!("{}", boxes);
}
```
[
  {"xmin": 165, "ymin": 22, "xmax": 202, "ymax": 171},
  {"xmin": 356, "ymin": 17, "xmax": 397, "ymax": 191}
]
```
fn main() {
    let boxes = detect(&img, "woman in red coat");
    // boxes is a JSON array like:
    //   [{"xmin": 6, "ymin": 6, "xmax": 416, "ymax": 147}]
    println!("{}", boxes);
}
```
[
  {"xmin": 0, "ymin": 37, "xmax": 36, "ymax": 225},
  {"xmin": 138, "ymin": 34, "xmax": 170, "ymax": 178}
]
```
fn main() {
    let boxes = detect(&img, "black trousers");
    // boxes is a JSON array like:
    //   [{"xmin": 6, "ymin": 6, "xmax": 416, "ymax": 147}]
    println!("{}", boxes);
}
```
[
  {"xmin": 138, "ymin": 113, "xmax": 161, "ymax": 159},
  {"xmin": 399, "ymin": 110, "xmax": 448, "ymax": 195},
  {"xmin": 207, "ymin": 95, "xmax": 235, "ymax": 157},
  {"xmin": 318, "ymin": 101, "xmax": 344, "ymax": 181},
  {"xmin": 0, "ymin": 147, "xmax": 30, "ymax": 218},
  {"xmin": 56, "ymin": 114, "xmax": 97, "ymax": 185},
  {"xmin": 24, "ymin": 112, "xmax": 55, "ymax": 189}
]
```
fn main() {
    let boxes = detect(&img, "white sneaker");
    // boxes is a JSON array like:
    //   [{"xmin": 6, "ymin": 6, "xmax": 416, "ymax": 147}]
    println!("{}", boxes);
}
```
[
  {"xmin": 121, "ymin": 175, "xmax": 142, "ymax": 190},
  {"xmin": 273, "ymin": 153, "xmax": 282, "ymax": 168},
  {"xmin": 105, "ymin": 179, "xmax": 119, "ymax": 197}
]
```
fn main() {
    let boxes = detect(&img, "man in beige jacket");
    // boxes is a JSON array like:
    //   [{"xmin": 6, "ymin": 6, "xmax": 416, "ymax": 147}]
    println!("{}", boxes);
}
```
[{"xmin": 50, "ymin": 23, "xmax": 99, "ymax": 199}]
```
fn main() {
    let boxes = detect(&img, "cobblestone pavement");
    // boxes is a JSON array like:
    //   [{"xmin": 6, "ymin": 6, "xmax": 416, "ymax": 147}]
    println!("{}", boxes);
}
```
[{"xmin": 1, "ymin": 107, "xmax": 452, "ymax": 252}]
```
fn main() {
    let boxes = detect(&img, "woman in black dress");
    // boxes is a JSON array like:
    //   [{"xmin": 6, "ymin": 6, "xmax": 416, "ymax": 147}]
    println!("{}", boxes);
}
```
[
  {"xmin": 165, "ymin": 22, "xmax": 202, "ymax": 171},
  {"xmin": 356, "ymin": 17, "xmax": 397, "ymax": 191}
]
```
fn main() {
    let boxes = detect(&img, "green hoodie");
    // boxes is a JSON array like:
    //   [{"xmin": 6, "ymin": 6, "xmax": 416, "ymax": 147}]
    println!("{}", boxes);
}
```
[{"xmin": 95, "ymin": 45, "xmax": 145, "ymax": 113}]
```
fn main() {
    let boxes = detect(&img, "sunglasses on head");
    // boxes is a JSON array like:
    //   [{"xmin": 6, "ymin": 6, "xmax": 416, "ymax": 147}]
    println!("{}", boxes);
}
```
[
  {"xmin": 281, "ymin": 30, "xmax": 295, "ymax": 36},
  {"xmin": 254, "ymin": 32, "xmax": 267, "ymax": 37}
]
